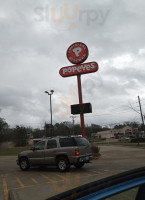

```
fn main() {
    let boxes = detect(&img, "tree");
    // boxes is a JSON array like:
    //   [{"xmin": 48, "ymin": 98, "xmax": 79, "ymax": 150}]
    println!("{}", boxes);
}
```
[
  {"xmin": 114, "ymin": 122, "xmax": 140, "ymax": 130},
  {"xmin": 0, "ymin": 117, "xmax": 9, "ymax": 131},
  {"xmin": 85, "ymin": 126, "xmax": 92, "ymax": 138},
  {"xmin": 33, "ymin": 128, "xmax": 44, "ymax": 138},
  {"xmin": 0, "ymin": 118, "xmax": 9, "ymax": 144},
  {"xmin": 74, "ymin": 124, "xmax": 81, "ymax": 135},
  {"xmin": 114, "ymin": 124, "xmax": 125, "ymax": 129},
  {"xmin": 91, "ymin": 124, "xmax": 105, "ymax": 132},
  {"xmin": 44, "ymin": 123, "xmax": 52, "ymax": 137},
  {"xmin": 13, "ymin": 126, "xmax": 28, "ymax": 147},
  {"xmin": 54, "ymin": 122, "xmax": 71, "ymax": 136}
]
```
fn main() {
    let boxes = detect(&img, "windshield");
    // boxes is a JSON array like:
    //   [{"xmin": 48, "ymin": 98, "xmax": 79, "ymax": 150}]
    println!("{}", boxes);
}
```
[
  {"xmin": 0, "ymin": 1, "xmax": 145, "ymax": 200},
  {"xmin": 34, "ymin": 140, "xmax": 45, "ymax": 149}
]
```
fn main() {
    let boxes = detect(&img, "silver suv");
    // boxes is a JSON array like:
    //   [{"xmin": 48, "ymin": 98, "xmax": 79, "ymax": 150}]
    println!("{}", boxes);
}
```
[{"xmin": 16, "ymin": 136, "xmax": 93, "ymax": 172}]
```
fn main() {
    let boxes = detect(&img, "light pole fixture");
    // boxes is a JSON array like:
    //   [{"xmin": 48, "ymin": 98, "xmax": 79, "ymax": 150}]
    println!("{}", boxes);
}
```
[
  {"xmin": 45, "ymin": 90, "xmax": 54, "ymax": 135},
  {"xmin": 70, "ymin": 116, "xmax": 77, "ymax": 135}
]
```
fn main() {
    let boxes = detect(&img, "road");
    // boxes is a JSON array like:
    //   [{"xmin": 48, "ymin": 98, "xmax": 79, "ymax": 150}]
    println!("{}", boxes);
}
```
[{"xmin": 0, "ymin": 145, "xmax": 145, "ymax": 200}]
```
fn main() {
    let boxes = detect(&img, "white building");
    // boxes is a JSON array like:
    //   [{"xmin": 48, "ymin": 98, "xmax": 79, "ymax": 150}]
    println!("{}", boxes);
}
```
[{"xmin": 93, "ymin": 126, "xmax": 133, "ymax": 139}]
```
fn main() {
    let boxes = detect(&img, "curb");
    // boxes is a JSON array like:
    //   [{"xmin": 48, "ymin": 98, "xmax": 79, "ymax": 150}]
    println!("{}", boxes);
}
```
[{"xmin": 9, "ymin": 190, "xmax": 19, "ymax": 200}]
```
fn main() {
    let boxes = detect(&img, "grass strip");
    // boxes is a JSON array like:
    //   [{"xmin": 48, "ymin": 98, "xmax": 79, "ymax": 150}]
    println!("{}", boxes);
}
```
[{"xmin": 0, "ymin": 146, "xmax": 30, "ymax": 156}]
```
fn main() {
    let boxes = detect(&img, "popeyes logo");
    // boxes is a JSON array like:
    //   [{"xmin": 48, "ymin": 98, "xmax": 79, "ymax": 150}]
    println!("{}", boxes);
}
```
[
  {"xmin": 59, "ymin": 62, "xmax": 98, "ymax": 77},
  {"xmin": 66, "ymin": 42, "xmax": 89, "ymax": 64}
]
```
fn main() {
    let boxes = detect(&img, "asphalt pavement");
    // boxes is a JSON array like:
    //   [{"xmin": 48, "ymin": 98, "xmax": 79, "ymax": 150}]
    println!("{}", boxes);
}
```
[{"xmin": 0, "ymin": 145, "xmax": 145, "ymax": 200}]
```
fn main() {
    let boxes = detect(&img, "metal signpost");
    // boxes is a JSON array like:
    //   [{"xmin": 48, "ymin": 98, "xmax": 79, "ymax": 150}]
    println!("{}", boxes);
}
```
[{"xmin": 59, "ymin": 42, "xmax": 99, "ymax": 138}]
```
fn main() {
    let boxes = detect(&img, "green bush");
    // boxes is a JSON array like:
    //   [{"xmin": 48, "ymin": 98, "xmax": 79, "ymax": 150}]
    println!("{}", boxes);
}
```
[
  {"xmin": 91, "ymin": 143, "xmax": 100, "ymax": 153},
  {"xmin": 90, "ymin": 137, "xmax": 106, "ymax": 143}
]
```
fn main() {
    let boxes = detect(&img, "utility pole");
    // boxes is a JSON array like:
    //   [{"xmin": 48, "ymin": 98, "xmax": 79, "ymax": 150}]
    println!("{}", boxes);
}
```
[
  {"xmin": 138, "ymin": 96, "xmax": 145, "ymax": 136},
  {"xmin": 70, "ymin": 116, "xmax": 77, "ymax": 135}
]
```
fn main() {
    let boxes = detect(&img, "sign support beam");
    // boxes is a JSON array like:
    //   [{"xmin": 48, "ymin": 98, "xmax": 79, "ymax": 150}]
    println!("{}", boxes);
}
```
[{"xmin": 77, "ymin": 75, "xmax": 87, "ymax": 138}]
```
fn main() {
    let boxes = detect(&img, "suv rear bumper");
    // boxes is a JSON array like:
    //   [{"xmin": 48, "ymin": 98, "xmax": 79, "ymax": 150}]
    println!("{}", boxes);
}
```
[
  {"xmin": 69, "ymin": 155, "xmax": 93, "ymax": 164},
  {"xmin": 78, "ymin": 155, "xmax": 93, "ymax": 163}
]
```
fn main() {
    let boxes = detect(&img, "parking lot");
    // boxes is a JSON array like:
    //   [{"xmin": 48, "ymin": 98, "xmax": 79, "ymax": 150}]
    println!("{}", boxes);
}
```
[{"xmin": 0, "ymin": 145, "xmax": 145, "ymax": 200}]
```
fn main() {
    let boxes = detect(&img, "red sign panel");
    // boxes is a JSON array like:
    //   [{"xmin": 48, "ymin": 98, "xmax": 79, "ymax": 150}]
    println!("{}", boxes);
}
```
[
  {"xmin": 59, "ymin": 62, "xmax": 98, "ymax": 77},
  {"xmin": 66, "ymin": 42, "xmax": 89, "ymax": 64}
]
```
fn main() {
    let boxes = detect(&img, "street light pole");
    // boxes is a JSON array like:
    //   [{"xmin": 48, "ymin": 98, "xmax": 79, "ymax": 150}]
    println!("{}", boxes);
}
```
[
  {"xmin": 70, "ymin": 116, "xmax": 77, "ymax": 135},
  {"xmin": 45, "ymin": 90, "xmax": 54, "ymax": 136},
  {"xmin": 50, "ymin": 94, "xmax": 52, "ymax": 128}
]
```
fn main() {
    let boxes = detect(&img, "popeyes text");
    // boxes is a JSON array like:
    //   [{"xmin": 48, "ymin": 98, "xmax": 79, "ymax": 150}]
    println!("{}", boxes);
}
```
[{"xmin": 59, "ymin": 62, "xmax": 98, "ymax": 77}]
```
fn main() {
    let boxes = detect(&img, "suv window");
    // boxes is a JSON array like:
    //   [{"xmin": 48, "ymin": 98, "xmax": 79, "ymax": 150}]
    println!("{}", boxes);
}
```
[
  {"xmin": 74, "ymin": 137, "xmax": 89, "ymax": 146},
  {"xmin": 47, "ymin": 139, "xmax": 57, "ymax": 149},
  {"xmin": 34, "ymin": 141, "xmax": 45, "ymax": 150},
  {"xmin": 59, "ymin": 138, "xmax": 75, "ymax": 147}
]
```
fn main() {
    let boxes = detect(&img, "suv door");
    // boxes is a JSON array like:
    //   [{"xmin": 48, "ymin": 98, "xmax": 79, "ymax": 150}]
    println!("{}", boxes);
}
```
[
  {"xmin": 29, "ymin": 140, "xmax": 45, "ymax": 165},
  {"xmin": 44, "ymin": 139, "xmax": 57, "ymax": 164}
]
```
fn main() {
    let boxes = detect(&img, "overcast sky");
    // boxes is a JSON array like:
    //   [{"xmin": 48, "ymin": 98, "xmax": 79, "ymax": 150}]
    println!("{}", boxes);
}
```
[{"xmin": 0, "ymin": 0, "xmax": 145, "ymax": 128}]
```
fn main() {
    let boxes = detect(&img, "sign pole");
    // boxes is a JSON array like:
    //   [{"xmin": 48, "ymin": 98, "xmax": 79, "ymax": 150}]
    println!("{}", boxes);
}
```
[{"xmin": 77, "ymin": 75, "xmax": 87, "ymax": 138}]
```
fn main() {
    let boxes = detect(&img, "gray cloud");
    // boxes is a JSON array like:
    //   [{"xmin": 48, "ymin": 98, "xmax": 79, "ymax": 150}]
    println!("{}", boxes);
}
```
[{"xmin": 0, "ymin": 0, "xmax": 145, "ymax": 128}]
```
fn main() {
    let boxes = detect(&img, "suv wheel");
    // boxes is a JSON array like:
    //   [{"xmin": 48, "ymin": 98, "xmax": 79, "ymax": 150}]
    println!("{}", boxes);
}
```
[
  {"xmin": 74, "ymin": 163, "xmax": 85, "ymax": 168},
  {"xmin": 57, "ymin": 157, "xmax": 70, "ymax": 172},
  {"xmin": 19, "ymin": 158, "xmax": 30, "ymax": 171}
]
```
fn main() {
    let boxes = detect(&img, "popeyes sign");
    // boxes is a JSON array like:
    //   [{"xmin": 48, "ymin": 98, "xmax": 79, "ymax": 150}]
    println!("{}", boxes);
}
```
[
  {"xmin": 59, "ymin": 42, "xmax": 99, "ymax": 138},
  {"xmin": 59, "ymin": 61, "xmax": 98, "ymax": 77},
  {"xmin": 59, "ymin": 42, "xmax": 99, "ymax": 77}
]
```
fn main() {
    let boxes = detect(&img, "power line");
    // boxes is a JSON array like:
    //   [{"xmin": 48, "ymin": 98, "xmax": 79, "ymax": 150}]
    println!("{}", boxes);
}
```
[{"xmin": 85, "ymin": 109, "xmax": 137, "ymax": 118}]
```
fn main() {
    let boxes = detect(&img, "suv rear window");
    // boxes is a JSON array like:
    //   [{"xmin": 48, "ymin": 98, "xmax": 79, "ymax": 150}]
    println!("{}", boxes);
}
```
[
  {"xmin": 74, "ymin": 137, "xmax": 89, "ymax": 146},
  {"xmin": 59, "ymin": 138, "xmax": 75, "ymax": 147}
]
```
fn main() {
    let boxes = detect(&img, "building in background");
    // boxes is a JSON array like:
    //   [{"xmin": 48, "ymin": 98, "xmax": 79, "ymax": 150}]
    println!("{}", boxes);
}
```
[{"xmin": 92, "ymin": 126, "xmax": 136, "ymax": 139}]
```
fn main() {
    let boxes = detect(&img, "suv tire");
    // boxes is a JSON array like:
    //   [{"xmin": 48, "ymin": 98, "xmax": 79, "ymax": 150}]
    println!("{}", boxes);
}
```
[
  {"xmin": 74, "ymin": 162, "xmax": 85, "ymax": 168},
  {"xmin": 57, "ymin": 157, "xmax": 70, "ymax": 172},
  {"xmin": 19, "ymin": 157, "xmax": 30, "ymax": 171}
]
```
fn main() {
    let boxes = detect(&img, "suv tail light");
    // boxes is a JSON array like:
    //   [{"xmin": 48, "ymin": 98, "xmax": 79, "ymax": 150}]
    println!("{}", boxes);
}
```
[{"xmin": 75, "ymin": 148, "xmax": 80, "ymax": 156}]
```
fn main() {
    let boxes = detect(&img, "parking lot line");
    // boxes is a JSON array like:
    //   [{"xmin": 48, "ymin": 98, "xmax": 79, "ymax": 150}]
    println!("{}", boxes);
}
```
[
  {"xmin": 55, "ymin": 173, "xmax": 70, "ymax": 181},
  {"xmin": 1, "ymin": 175, "xmax": 8, "ymax": 200},
  {"xmin": 56, "ymin": 173, "xmax": 80, "ymax": 186},
  {"xmin": 16, "ymin": 177, "xmax": 25, "ymax": 188},
  {"xmin": 30, "ymin": 177, "xmax": 40, "ymax": 186},
  {"xmin": 40, "ymin": 174, "xmax": 63, "ymax": 184},
  {"xmin": 40, "ymin": 174, "xmax": 52, "ymax": 182}
]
